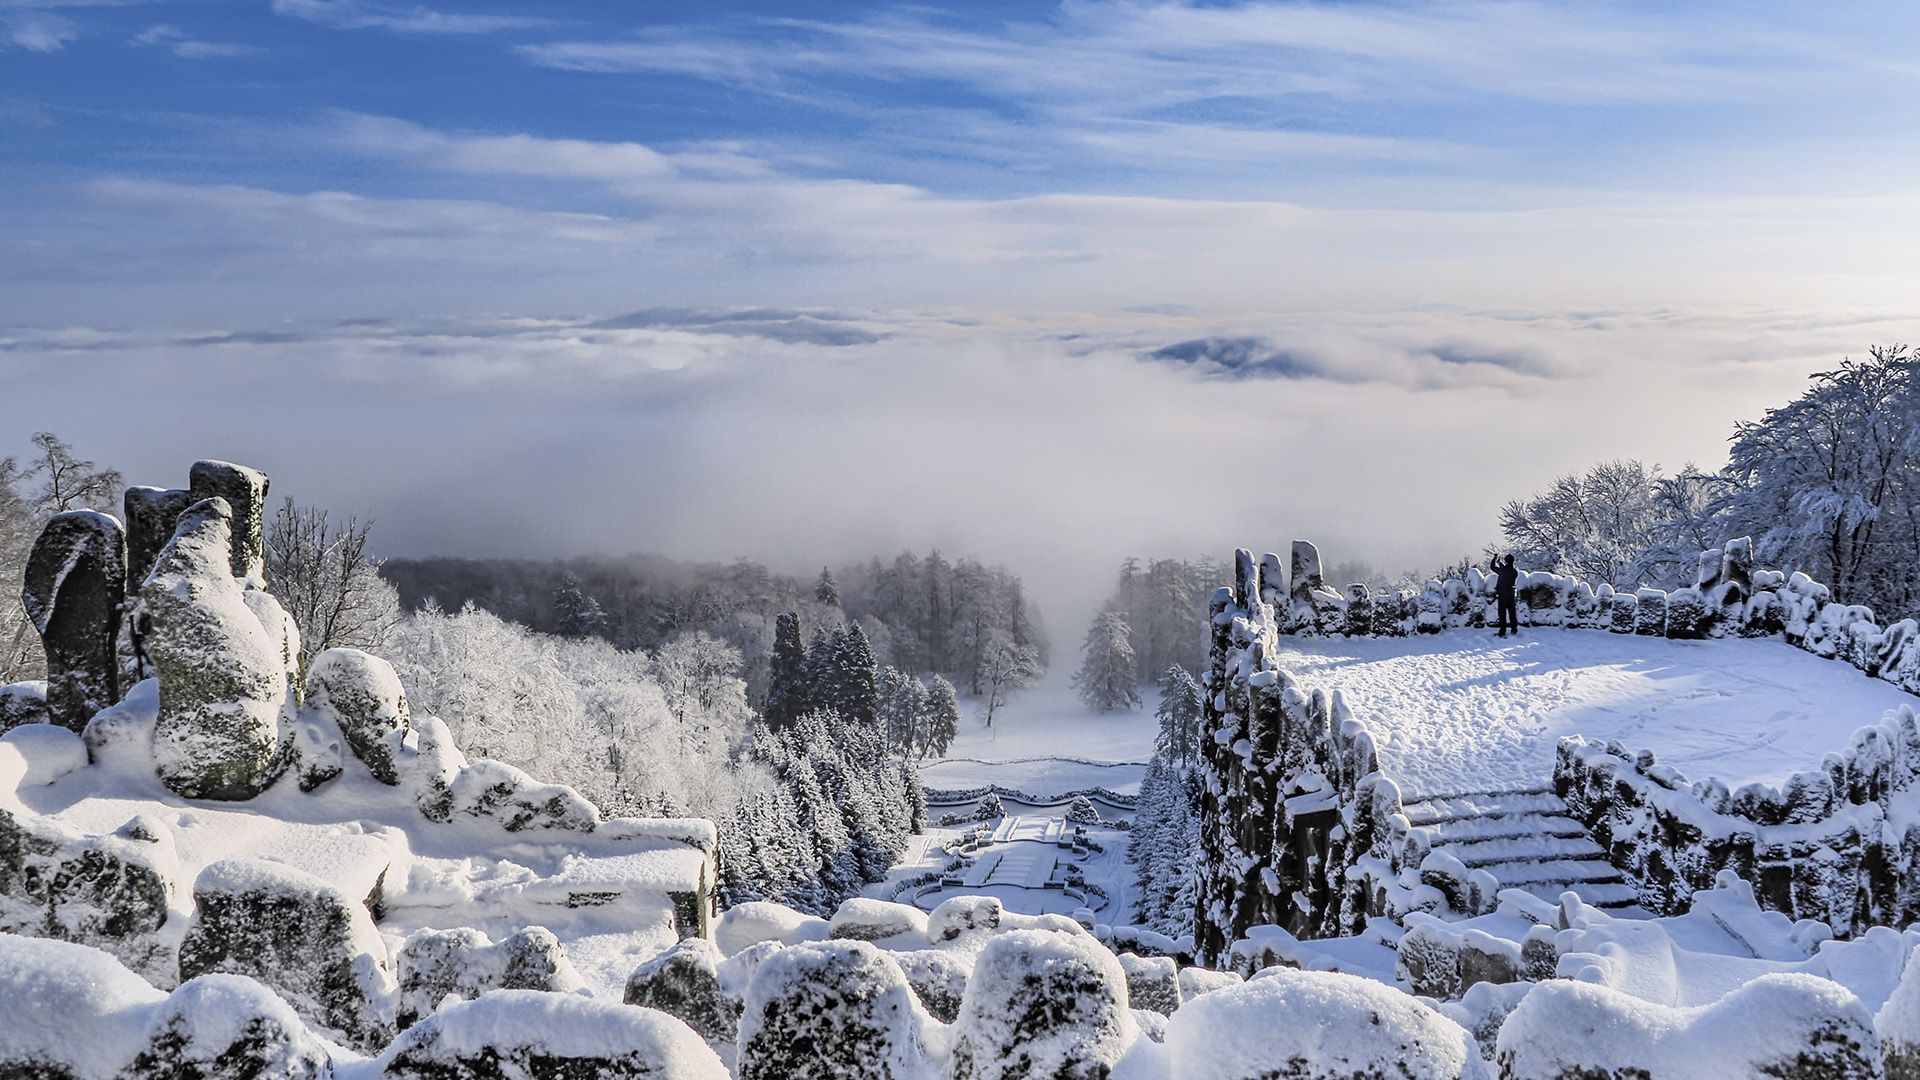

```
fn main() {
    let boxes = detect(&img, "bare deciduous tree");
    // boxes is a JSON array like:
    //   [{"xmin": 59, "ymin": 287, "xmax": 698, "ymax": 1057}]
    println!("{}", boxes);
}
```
[{"xmin": 264, "ymin": 497, "xmax": 403, "ymax": 672}]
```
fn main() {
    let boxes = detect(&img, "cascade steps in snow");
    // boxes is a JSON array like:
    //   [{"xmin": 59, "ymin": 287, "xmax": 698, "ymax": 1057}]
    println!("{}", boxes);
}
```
[{"xmin": 1401, "ymin": 788, "xmax": 1643, "ymax": 913}]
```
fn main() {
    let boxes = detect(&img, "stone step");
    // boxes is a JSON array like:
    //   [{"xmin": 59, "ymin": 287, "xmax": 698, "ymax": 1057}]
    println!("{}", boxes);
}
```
[
  {"xmin": 1508, "ymin": 879, "xmax": 1642, "ymax": 909},
  {"xmin": 1402, "ymin": 789, "xmax": 1565, "ymax": 826},
  {"xmin": 1442, "ymin": 834, "xmax": 1607, "ymax": 868},
  {"xmin": 1426, "ymin": 814, "xmax": 1589, "ymax": 844},
  {"xmin": 1468, "ymin": 857, "xmax": 1624, "ymax": 888}
]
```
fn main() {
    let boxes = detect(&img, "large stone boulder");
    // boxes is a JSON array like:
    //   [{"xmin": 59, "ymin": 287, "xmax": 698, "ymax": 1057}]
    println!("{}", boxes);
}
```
[
  {"xmin": 1160, "ymin": 968, "xmax": 1478, "ymax": 1080},
  {"xmin": 396, "ymin": 925, "xmax": 584, "ymax": 1031},
  {"xmin": 1118, "ymin": 952, "xmax": 1181, "ymax": 1016},
  {"xmin": 737, "ymin": 940, "xmax": 933, "ymax": 1080},
  {"xmin": 120, "ymin": 974, "xmax": 334, "ymax": 1080},
  {"xmin": 123, "ymin": 486, "xmax": 195, "ymax": 590},
  {"xmin": 305, "ymin": 648, "xmax": 411, "ymax": 786},
  {"xmin": 382, "ymin": 990, "xmax": 729, "ymax": 1080},
  {"xmin": 448, "ymin": 759, "xmax": 598, "ymax": 833},
  {"xmin": 949, "ymin": 928, "xmax": 1137, "ymax": 1080},
  {"xmin": 23, "ymin": 510, "xmax": 126, "ymax": 733},
  {"xmin": 144, "ymin": 498, "xmax": 292, "ymax": 801},
  {"xmin": 624, "ymin": 937, "xmax": 739, "ymax": 1049},
  {"xmin": 1499, "ymin": 972, "xmax": 1879, "ymax": 1080},
  {"xmin": 178, "ymin": 858, "xmax": 396, "ymax": 1053},
  {"xmin": 188, "ymin": 460, "xmax": 269, "ymax": 584}
]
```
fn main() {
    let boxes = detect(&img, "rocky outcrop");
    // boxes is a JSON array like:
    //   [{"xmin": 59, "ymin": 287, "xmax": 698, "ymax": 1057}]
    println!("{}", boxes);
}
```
[
  {"xmin": 623, "ymin": 937, "xmax": 738, "ymax": 1048},
  {"xmin": 736, "ymin": 940, "xmax": 933, "ymax": 1080},
  {"xmin": 23, "ymin": 510, "xmax": 126, "ymax": 733},
  {"xmin": 381, "ymin": 991, "xmax": 729, "ymax": 1080},
  {"xmin": 144, "ymin": 498, "xmax": 292, "ymax": 801},
  {"xmin": 119, "ymin": 974, "xmax": 333, "ymax": 1080}
]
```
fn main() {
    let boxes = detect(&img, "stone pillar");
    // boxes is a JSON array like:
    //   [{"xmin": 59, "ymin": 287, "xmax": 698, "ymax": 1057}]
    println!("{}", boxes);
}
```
[
  {"xmin": 146, "ymin": 498, "xmax": 291, "ymax": 800},
  {"xmin": 22, "ymin": 510, "xmax": 126, "ymax": 733},
  {"xmin": 1290, "ymin": 540, "xmax": 1324, "ymax": 606},
  {"xmin": 188, "ymin": 460, "xmax": 269, "ymax": 584},
  {"xmin": 123, "ymin": 487, "xmax": 194, "ymax": 590}
]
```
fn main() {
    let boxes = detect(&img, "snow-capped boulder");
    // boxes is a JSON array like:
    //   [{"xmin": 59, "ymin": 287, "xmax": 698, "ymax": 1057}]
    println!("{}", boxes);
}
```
[
  {"xmin": 0, "ymin": 932, "xmax": 166, "ymax": 1079},
  {"xmin": 123, "ymin": 486, "xmax": 194, "ymax": 589},
  {"xmin": 24, "ymin": 509, "xmax": 126, "ymax": 733},
  {"xmin": 178, "ymin": 858, "xmax": 396, "ymax": 1052},
  {"xmin": 894, "ymin": 946, "xmax": 973, "ymax": 1023},
  {"xmin": 1608, "ymin": 591, "xmax": 1638, "ymax": 634},
  {"xmin": 2, "ymin": 721, "xmax": 88, "ymax": 787},
  {"xmin": 144, "ymin": 498, "xmax": 292, "ymax": 801},
  {"xmin": 1635, "ymin": 588, "xmax": 1668, "ymax": 636},
  {"xmin": 122, "ymin": 974, "xmax": 333, "ymax": 1080},
  {"xmin": 82, "ymin": 678, "xmax": 158, "ymax": 774},
  {"xmin": 1498, "ymin": 973, "xmax": 1879, "ymax": 1080},
  {"xmin": 0, "ymin": 799, "xmax": 176, "ymax": 980},
  {"xmin": 187, "ymin": 460, "xmax": 269, "ymax": 585},
  {"xmin": 399, "ymin": 714, "xmax": 463, "ymax": 823},
  {"xmin": 950, "ymin": 928, "xmax": 1137, "ymax": 1080},
  {"xmin": 829, "ymin": 897, "xmax": 928, "ymax": 944},
  {"xmin": 396, "ymin": 925, "xmax": 584, "ymax": 1031},
  {"xmin": 1119, "ymin": 952, "xmax": 1181, "ymax": 1016},
  {"xmin": 1175, "ymin": 966, "xmax": 1242, "ymax": 1002},
  {"xmin": 305, "ymin": 648, "xmax": 411, "ymax": 786},
  {"xmin": 1666, "ymin": 587, "xmax": 1710, "ymax": 639},
  {"xmin": 738, "ymin": 940, "xmax": 935, "ymax": 1080},
  {"xmin": 623, "ymin": 936, "xmax": 738, "ymax": 1049},
  {"xmin": 447, "ymin": 759, "xmax": 598, "ymax": 833},
  {"xmin": 715, "ymin": 899, "xmax": 830, "ymax": 956},
  {"xmin": 0, "ymin": 680, "xmax": 49, "ymax": 734},
  {"xmin": 1161, "ymin": 968, "xmax": 1479, "ymax": 1080},
  {"xmin": 382, "ymin": 990, "xmax": 728, "ymax": 1080},
  {"xmin": 929, "ymin": 894, "xmax": 1004, "ymax": 943}
]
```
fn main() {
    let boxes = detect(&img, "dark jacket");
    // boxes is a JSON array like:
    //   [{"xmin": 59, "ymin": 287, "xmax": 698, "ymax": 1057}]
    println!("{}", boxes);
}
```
[{"xmin": 1494, "ymin": 563, "xmax": 1519, "ymax": 598}]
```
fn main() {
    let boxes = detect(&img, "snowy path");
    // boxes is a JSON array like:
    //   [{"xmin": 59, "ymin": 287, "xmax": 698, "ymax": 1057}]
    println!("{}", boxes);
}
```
[{"xmin": 1271, "ymin": 630, "xmax": 1920, "ymax": 798}]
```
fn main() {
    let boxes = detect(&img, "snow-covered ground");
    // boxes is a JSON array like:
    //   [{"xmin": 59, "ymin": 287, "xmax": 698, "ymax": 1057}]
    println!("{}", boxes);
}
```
[
  {"xmin": 919, "ymin": 663, "xmax": 1157, "ymax": 796},
  {"xmin": 1270, "ymin": 629, "xmax": 1920, "ymax": 798}
]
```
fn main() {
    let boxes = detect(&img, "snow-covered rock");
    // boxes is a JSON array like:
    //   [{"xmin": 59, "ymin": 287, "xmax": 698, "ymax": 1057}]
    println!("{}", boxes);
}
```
[
  {"xmin": 381, "ymin": 989, "xmax": 728, "ymax": 1080},
  {"xmin": 24, "ymin": 509, "xmax": 127, "ymax": 733},
  {"xmin": 396, "ymin": 924, "xmax": 584, "ymax": 1031},
  {"xmin": 1497, "ymin": 972, "xmax": 1880, "ymax": 1079},
  {"xmin": 1156, "ymin": 968, "xmax": 1481, "ymax": 1080},
  {"xmin": 124, "ymin": 974, "xmax": 334, "ymax": 1080},
  {"xmin": 950, "ymin": 928, "xmax": 1137, "ymax": 1080},
  {"xmin": 447, "ymin": 758, "xmax": 598, "ymax": 833},
  {"xmin": 144, "ymin": 498, "xmax": 292, "ymax": 801},
  {"xmin": 716, "ymin": 899, "xmax": 831, "ymax": 956},
  {"xmin": 0, "ymin": 932, "xmax": 166, "ymax": 1079},
  {"xmin": 187, "ymin": 460, "xmax": 270, "ymax": 586},
  {"xmin": 1118, "ymin": 952, "xmax": 1181, "ymax": 1015},
  {"xmin": 894, "ymin": 946, "xmax": 973, "ymax": 1023},
  {"xmin": 304, "ymin": 648, "xmax": 411, "ymax": 787},
  {"xmin": 178, "ymin": 857, "xmax": 396, "ymax": 1052},
  {"xmin": 737, "ymin": 940, "xmax": 937, "ymax": 1080},
  {"xmin": 623, "ymin": 936, "xmax": 738, "ymax": 1049},
  {"xmin": 830, "ymin": 896, "xmax": 930, "ymax": 945},
  {"xmin": 0, "ymin": 680, "xmax": 50, "ymax": 734}
]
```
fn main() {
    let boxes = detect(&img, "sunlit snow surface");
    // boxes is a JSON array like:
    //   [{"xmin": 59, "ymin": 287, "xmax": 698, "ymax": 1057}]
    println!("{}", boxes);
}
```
[{"xmin": 1270, "ymin": 629, "xmax": 1920, "ymax": 798}]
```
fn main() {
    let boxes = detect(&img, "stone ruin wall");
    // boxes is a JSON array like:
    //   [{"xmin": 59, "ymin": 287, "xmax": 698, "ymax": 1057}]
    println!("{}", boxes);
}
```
[{"xmin": 1197, "ymin": 536, "xmax": 1920, "ymax": 963}]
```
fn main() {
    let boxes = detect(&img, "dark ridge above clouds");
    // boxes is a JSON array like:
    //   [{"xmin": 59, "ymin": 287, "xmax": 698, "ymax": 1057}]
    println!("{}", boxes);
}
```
[
  {"xmin": 591, "ymin": 308, "xmax": 888, "ymax": 347},
  {"xmin": 1147, "ymin": 336, "xmax": 1330, "ymax": 380}
]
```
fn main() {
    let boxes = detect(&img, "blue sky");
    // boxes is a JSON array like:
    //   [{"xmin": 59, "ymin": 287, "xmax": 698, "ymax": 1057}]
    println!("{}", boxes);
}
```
[{"xmin": 6, "ymin": 1, "xmax": 1920, "ymax": 619}]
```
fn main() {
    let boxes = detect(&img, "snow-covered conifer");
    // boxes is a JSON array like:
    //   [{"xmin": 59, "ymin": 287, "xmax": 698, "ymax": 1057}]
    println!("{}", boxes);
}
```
[
  {"xmin": 1154, "ymin": 664, "xmax": 1206, "ymax": 770},
  {"xmin": 764, "ymin": 612, "xmax": 810, "ymax": 729},
  {"xmin": 923, "ymin": 675, "xmax": 961, "ymax": 757},
  {"xmin": 1073, "ymin": 611, "xmax": 1142, "ymax": 713},
  {"xmin": 551, "ymin": 574, "xmax": 606, "ymax": 638}
]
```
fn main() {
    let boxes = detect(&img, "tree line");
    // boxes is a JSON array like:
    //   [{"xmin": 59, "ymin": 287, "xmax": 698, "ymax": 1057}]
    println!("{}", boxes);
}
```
[{"xmin": 1498, "ymin": 345, "xmax": 1920, "ymax": 622}]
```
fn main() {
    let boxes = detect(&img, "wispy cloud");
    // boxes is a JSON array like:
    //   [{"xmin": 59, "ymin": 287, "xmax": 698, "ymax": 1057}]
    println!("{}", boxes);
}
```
[
  {"xmin": 131, "ymin": 24, "xmax": 258, "ymax": 58},
  {"xmin": 5, "ymin": 9, "xmax": 76, "ymax": 50},
  {"xmin": 330, "ymin": 113, "xmax": 675, "ymax": 180},
  {"xmin": 272, "ymin": 0, "xmax": 547, "ymax": 35}
]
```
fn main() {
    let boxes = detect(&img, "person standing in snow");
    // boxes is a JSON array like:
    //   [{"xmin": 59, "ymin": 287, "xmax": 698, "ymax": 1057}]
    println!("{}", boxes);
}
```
[{"xmin": 1493, "ymin": 554, "xmax": 1521, "ymax": 638}]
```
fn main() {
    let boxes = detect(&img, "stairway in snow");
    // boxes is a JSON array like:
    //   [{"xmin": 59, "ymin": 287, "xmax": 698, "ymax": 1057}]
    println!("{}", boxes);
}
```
[{"xmin": 1400, "ymin": 787, "xmax": 1642, "ymax": 912}]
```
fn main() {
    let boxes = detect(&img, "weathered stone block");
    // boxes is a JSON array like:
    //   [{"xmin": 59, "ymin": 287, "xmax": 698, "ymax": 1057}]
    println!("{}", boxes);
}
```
[
  {"xmin": 1118, "ymin": 952, "xmax": 1181, "ymax": 1015},
  {"xmin": 398, "ymin": 925, "xmax": 583, "ymax": 1031},
  {"xmin": 624, "ymin": 937, "xmax": 738, "ymax": 1048},
  {"xmin": 737, "ymin": 940, "xmax": 931, "ymax": 1080},
  {"xmin": 950, "ymin": 929, "xmax": 1135, "ymax": 1080},
  {"xmin": 120, "ymin": 974, "xmax": 333, "ymax": 1080},
  {"xmin": 0, "ymin": 681, "xmax": 49, "ymax": 734},
  {"xmin": 178, "ymin": 858, "xmax": 396, "ymax": 1052},
  {"xmin": 124, "ymin": 486, "xmax": 195, "ymax": 591},
  {"xmin": 1608, "ymin": 592, "xmax": 1638, "ymax": 634},
  {"xmin": 1635, "ymin": 588, "xmax": 1667, "ymax": 636},
  {"xmin": 24, "ymin": 510, "xmax": 126, "ymax": 733},
  {"xmin": 383, "ymin": 991, "xmax": 729, "ymax": 1079}
]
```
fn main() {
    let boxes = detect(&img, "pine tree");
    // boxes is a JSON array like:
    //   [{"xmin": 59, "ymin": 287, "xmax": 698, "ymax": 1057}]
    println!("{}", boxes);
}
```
[
  {"xmin": 923, "ymin": 675, "xmax": 961, "ymax": 757},
  {"xmin": 824, "ymin": 624, "xmax": 879, "ymax": 728},
  {"xmin": 1154, "ymin": 664, "xmax": 1206, "ymax": 770},
  {"xmin": 765, "ymin": 611, "xmax": 810, "ymax": 729},
  {"xmin": 1073, "ymin": 611, "xmax": 1142, "ymax": 712},
  {"xmin": 552, "ymin": 574, "xmax": 606, "ymax": 638},
  {"xmin": 815, "ymin": 567, "xmax": 841, "ymax": 608}
]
